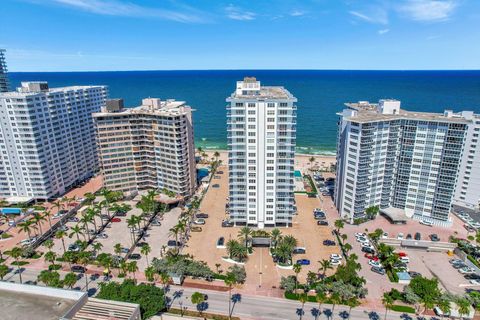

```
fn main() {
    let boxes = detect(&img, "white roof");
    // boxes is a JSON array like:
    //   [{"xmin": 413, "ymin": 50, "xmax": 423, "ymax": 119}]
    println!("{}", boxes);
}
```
[{"xmin": 5, "ymin": 196, "xmax": 34, "ymax": 204}]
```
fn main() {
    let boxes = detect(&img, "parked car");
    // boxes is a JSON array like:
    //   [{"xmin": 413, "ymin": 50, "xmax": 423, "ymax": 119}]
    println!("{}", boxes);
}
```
[
  {"xmin": 408, "ymin": 271, "xmax": 422, "ymax": 278},
  {"xmin": 371, "ymin": 266, "xmax": 385, "ymax": 275},
  {"xmin": 355, "ymin": 233, "xmax": 367, "ymax": 238},
  {"xmin": 429, "ymin": 234, "xmax": 440, "ymax": 242},
  {"xmin": 129, "ymin": 253, "xmax": 141, "ymax": 260},
  {"xmin": 465, "ymin": 224, "xmax": 476, "ymax": 232},
  {"xmin": 68, "ymin": 244, "xmax": 80, "ymax": 252},
  {"xmin": 368, "ymin": 260, "xmax": 382, "ymax": 268},
  {"xmin": 330, "ymin": 259, "xmax": 341, "ymax": 266},
  {"xmin": 470, "ymin": 280, "xmax": 480, "ymax": 285},
  {"xmin": 400, "ymin": 256, "xmax": 410, "ymax": 263},
  {"xmin": 194, "ymin": 218, "xmax": 206, "ymax": 225},
  {"xmin": 196, "ymin": 213, "xmax": 209, "ymax": 219},
  {"xmin": 20, "ymin": 237, "xmax": 37, "ymax": 246},
  {"xmin": 317, "ymin": 220, "xmax": 329, "ymax": 226},
  {"xmin": 71, "ymin": 265, "xmax": 86, "ymax": 273},
  {"xmin": 111, "ymin": 217, "xmax": 121, "ymax": 223},
  {"xmin": 136, "ymin": 242, "xmax": 148, "ymax": 247},
  {"xmin": 459, "ymin": 267, "xmax": 476, "ymax": 274},
  {"xmin": 420, "ymin": 220, "xmax": 433, "ymax": 227},
  {"xmin": 406, "ymin": 234, "xmax": 412, "ymax": 239},
  {"xmin": 296, "ymin": 259, "xmax": 310, "ymax": 265},
  {"xmin": 361, "ymin": 247, "xmax": 375, "ymax": 254},
  {"xmin": 68, "ymin": 217, "xmax": 79, "ymax": 222},
  {"xmin": 97, "ymin": 233, "xmax": 108, "ymax": 239},
  {"xmin": 323, "ymin": 240, "xmax": 336, "ymax": 246},
  {"xmin": 382, "ymin": 232, "xmax": 389, "ymax": 239},
  {"xmin": 450, "ymin": 259, "xmax": 463, "ymax": 264},
  {"xmin": 116, "ymin": 212, "xmax": 127, "ymax": 217},
  {"xmin": 217, "ymin": 237, "xmax": 225, "ymax": 247},
  {"xmin": 212, "ymin": 184, "xmax": 220, "ymax": 188},
  {"xmin": 293, "ymin": 248, "xmax": 306, "ymax": 254},
  {"xmin": 58, "ymin": 225, "xmax": 69, "ymax": 231},
  {"xmin": 414, "ymin": 232, "xmax": 421, "ymax": 240},
  {"xmin": 121, "ymin": 247, "xmax": 129, "ymax": 254},
  {"xmin": 397, "ymin": 233, "xmax": 404, "ymax": 240},
  {"xmin": 221, "ymin": 220, "xmax": 234, "ymax": 227},
  {"xmin": 151, "ymin": 220, "xmax": 161, "ymax": 226},
  {"xmin": 167, "ymin": 240, "xmax": 181, "ymax": 247},
  {"xmin": 330, "ymin": 254, "xmax": 342, "ymax": 260},
  {"xmin": 8, "ymin": 220, "xmax": 16, "ymax": 227},
  {"xmin": 464, "ymin": 274, "xmax": 480, "ymax": 280}
]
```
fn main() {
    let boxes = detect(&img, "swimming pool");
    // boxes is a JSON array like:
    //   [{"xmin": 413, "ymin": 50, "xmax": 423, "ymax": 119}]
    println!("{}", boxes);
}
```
[{"xmin": 294, "ymin": 170, "xmax": 302, "ymax": 177}]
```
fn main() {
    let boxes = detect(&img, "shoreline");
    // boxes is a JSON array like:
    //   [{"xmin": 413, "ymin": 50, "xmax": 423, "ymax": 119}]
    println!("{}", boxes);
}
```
[{"xmin": 199, "ymin": 147, "xmax": 337, "ymax": 157}]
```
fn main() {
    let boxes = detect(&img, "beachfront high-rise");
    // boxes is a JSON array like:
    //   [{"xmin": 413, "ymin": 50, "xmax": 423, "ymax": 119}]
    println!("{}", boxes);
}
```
[
  {"xmin": 0, "ymin": 82, "xmax": 107, "ymax": 201},
  {"xmin": 334, "ymin": 100, "xmax": 470, "ymax": 226},
  {"xmin": 0, "ymin": 49, "xmax": 9, "ymax": 92},
  {"xmin": 93, "ymin": 98, "xmax": 197, "ymax": 197},
  {"xmin": 227, "ymin": 77, "xmax": 297, "ymax": 228}
]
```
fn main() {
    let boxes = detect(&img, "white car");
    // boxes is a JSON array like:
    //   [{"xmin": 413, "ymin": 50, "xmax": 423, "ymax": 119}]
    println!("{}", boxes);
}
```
[
  {"xmin": 194, "ymin": 218, "xmax": 206, "ymax": 225},
  {"xmin": 20, "ymin": 237, "xmax": 37, "ymax": 245},
  {"xmin": 357, "ymin": 237, "xmax": 369, "ymax": 243},
  {"xmin": 470, "ymin": 222, "xmax": 480, "ymax": 229},
  {"xmin": 459, "ymin": 267, "xmax": 476, "ymax": 274},
  {"xmin": 397, "ymin": 233, "xmax": 404, "ymax": 240},
  {"xmin": 382, "ymin": 232, "xmax": 389, "ymax": 239},
  {"xmin": 368, "ymin": 260, "xmax": 382, "ymax": 268},
  {"xmin": 355, "ymin": 233, "xmax": 367, "ymax": 238},
  {"xmin": 330, "ymin": 259, "xmax": 342, "ymax": 266},
  {"xmin": 419, "ymin": 220, "xmax": 433, "ymax": 227},
  {"xmin": 470, "ymin": 280, "xmax": 480, "ymax": 286},
  {"xmin": 330, "ymin": 254, "xmax": 342, "ymax": 260},
  {"xmin": 400, "ymin": 256, "xmax": 410, "ymax": 263}
]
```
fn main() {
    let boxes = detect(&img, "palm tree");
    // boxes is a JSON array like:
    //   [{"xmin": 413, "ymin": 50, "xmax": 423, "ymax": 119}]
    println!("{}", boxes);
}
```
[
  {"xmin": 318, "ymin": 259, "xmax": 332, "ymax": 279},
  {"xmin": 18, "ymin": 220, "xmax": 35, "ymax": 241},
  {"xmin": 330, "ymin": 291, "xmax": 341, "ymax": 320},
  {"xmin": 79, "ymin": 215, "xmax": 91, "ymax": 241},
  {"xmin": 85, "ymin": 208, "xmax": 98, "ymax": 233},
  {"xmin": 77, "ymin": 251, "xmax": 90, "ymax": 290},
  {"xmin": 44, "ymin": 251, "xmax": 57, "ymax": 267},
  {"xmin": 69, "ymin": 224, "xmax": 84, "ymax": 242},
  {"xmin": 43, "ymin": 238, "xmax": 54, "ymax": 251},
  {"xmin": 316, "ymin": 290, "xmax": 326, "ymax": 315},
  {"xmin": 55, "ymin": 230, "xmax": 67, "ymax": 255},
  {"xmin": 457, "ymin": 298, "xmax": 471, "ymax": 319},
  {"xmin": 309, "ymin": 156, "xmax": 315, "ymax": 170},
  {"xmin": 293, "ymin": 263, "xmax": 302, "ymax": 293},
  {"xmin": 437, "ymin": 298, "xmax": 451, "ymax": 319},
  {"xmin": 92, "ymin": 242, "xmax": 103, "ymax": 256},
  {"xmin": 114, "ymin": 243, "xmax": 122, "ymax": 256},
  {"xmin": 32, "ymin": 213, "xmax": 46, "ymax": 235},
  {"xmin": 238, "ymin": 226, "xmax": 253, "ymax": 252},
  {"xmin": 0, "ymin": 264, "xmax": 9, "ymax": 280},
  {"xmin": 169, "ymin": 225, "xmax": 182, "ymax": 255},
  {"xmin": 144, "ymin": 266, "xmax": 156, "ymax": 283},
  {"xmin": 140, "ymin": 243, "xmax": 152, "ymax": 266},
  {"xmin": 271, "ymin": 228, "xmax": 282, "ymax": 249},
  {"xmin": 224, "ymin": 272, "xmax": 238, "ymax": 320},
  {"xmin": 191, "ymin": 292, "xmax": 206, "ymax": 316},
  {"xmin": 283, "ymin": 235, "xmax": 297, "ymax": 248},
  {"xmin": 298, "ymin": 292, "xmax": 308, "ymax": 320},
  {"xmin": 9, "ymin": 247, "xmax": 24, "ymax": 283},
  {"xmin": 334, "ymin": 219, "xmax": 344, "ymax": 234},
  {"xmin": 127, "ymin": 261, "xmax": 138, "ymax": 280},
  {"xmin": 63, "ymin": 272, "xmax": 77, "ymax": 289},
  {"xmin": 382, "ymin": 293, "xmax": 394, "ymax": 320}
]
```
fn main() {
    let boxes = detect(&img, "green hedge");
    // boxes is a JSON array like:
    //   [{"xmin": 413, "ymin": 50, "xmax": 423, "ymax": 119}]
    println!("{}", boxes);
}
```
[
  {"xmin": 386, "ymin": 270, "xmax": 399, "ymax": 283},
  {"xmin": 468, "ymin": 255, "xmax": 480, "ymax": 268},
  {"xmin": 168, "ymin": 308, "xmax": 241, "ymax": 320},
  {"xmin": 390, "ymin": 305, "xmax": 415, "ymax": 313},
  {"xmin": 285, "ymin": 292, "xmax": 318, "ymax": 302}
]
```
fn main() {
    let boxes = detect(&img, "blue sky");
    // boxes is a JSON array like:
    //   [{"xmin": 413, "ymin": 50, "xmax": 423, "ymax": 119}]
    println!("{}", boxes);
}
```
[{"xmin": 1, "ymin": 0, "xmax": 479, "ymax": 71}]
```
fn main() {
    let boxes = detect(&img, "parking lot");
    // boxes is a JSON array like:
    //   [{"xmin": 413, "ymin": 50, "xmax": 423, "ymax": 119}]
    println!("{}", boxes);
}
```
[{"xmin": 184, "ymin": 164, "xmax": 341, "ymax": 296}]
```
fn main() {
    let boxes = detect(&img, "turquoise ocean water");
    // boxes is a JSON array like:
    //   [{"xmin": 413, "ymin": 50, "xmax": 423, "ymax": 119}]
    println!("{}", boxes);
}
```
[{"xmin": 9, "ymin": 70, "xmax": 480, "ymax": 155}]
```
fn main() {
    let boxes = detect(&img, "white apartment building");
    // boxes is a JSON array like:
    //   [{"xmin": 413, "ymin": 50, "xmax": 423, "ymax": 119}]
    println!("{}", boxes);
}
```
[
  {"xmin": 0, "ymin": 82, "xmax": 108, "ymax": 200},
  {"xmin": 335, "ymin": 100, "xmax": 470, "ymax": 226},
  {"xmin": 93, "ymin": 98, "xmax": 197, "ymax": 197},
  {"xmin": 0, "ymin": 49, "xmax": 9, "ymax": 92},
  {"xmin": 453, "ymin": 113, "xmax": 480, "ymax": 212},
  {"xmin": 227, "ymin": 77, "xmax": 297, "ymax": 228}
]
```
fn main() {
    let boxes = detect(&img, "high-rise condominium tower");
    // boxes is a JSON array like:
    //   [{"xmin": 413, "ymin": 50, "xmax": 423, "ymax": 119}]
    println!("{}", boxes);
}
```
[
  {"xmin": 335, "ymin": 99, "xmax": 472, "ymax": 226},
  {"xmin": 0, "ymin": 82, "xmax": 108, "ymax": 200},
  {"xmin": 0, "ymin": 49, "xmax": 9, "ymax": 92},
  {"xmin": 227, "ymin": 77, "xmax": 297, "ymax": 228},
  {"xmin": 93, "ymin": 98, "xmax": 197, "ymax": 197}
]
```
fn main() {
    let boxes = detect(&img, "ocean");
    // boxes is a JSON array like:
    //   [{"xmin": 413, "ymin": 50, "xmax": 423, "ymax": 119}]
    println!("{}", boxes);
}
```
[{"xmin": 9, "ymin": 70, "xmax": 480, "ymax": 155}]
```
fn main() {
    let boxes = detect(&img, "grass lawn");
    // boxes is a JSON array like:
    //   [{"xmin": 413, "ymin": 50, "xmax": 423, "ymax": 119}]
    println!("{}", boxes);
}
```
[{"xmin": 390, "ymin": 305, "xmax": 415, "ymax": 313}]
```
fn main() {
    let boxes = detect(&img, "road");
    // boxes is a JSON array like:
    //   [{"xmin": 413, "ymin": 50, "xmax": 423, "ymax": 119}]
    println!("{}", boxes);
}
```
[{"xmin": 3, "ymin": 267, "xmax": 439, "ymax": 320}]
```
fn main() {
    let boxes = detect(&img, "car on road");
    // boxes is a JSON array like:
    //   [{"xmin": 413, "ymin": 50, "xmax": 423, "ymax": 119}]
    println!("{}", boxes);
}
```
[
  {"xmin": 151, "ymin": 220, "xmax": 161, "ymax": 226},
  {"xmin": 196, "ymin": 213, "xmax": 209, "ymax": 219},
  {"xmin": 71, "ymin": 265, "xmax": 86, "ymax": 273},
  {"xmin": 194, "ymin": 218, "xmax": 206, "ymax": 225},
  {"xmin": 371, "ymin": 266, "xmax": 385, "ymax": 275},
  {"xmin": 330, "ymin": 254, "xmax": 342, "ymax": 260},
  {"xmin": 293, "ymin": 248, "xmax": 306, "ymax": 254},
  {"xmin": 414, "ymin": 232, "xmax": 421, "ymax": 240},
  {"xmin": 20, "ymin": 237, "xmax": 37, "ymax": 246},
  {"xmin": 323, "ymin": 240, "xmax": 336, "ymax": 246},
  {"xmin": 420, "ymin": 220, "xmax": 433, "ymax": 227},
  {"xmin": 129, "ymin": 253, "xmax": 141, "ymax": 260},
  {"xmin": 317, "ymin": 220, "xmax": 329, "ymax": 226},
  {"xmin": 58, "ymin": 225, "xmax": 69, "ymax": 231},
  {"xmin": 296, "ymin": 259, "xmax": 310, "ymax": 265},
  {"xmin": 429, "ymin": 234, "xmax": 440, "ymax": 242},
  {"xmin": 68, "ymin": 217, "xmax": 80, "ymax": 222},
  {"xmin": 221, "ymin": 220, "xmax": 234, "ymax": 227}
]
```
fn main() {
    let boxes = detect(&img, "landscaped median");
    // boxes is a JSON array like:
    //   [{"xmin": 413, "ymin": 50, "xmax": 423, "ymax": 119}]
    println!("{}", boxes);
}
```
[{"xmin": 167, "ymin": 308, "xmax": 241, "ymax": 320}]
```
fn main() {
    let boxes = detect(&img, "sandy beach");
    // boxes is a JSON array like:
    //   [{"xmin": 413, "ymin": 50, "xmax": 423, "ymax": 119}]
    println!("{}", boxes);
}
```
[{"xmin": 201, "ymin": 149, "xmax": 336, "ymax": 173}]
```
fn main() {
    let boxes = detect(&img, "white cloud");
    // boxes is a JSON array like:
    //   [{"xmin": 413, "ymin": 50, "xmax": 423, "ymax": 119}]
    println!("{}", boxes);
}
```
[
  {"xmin": 290, "ymin": 10, "xmax": 306, "ymax": 17},
  {"xmin": 397, "ymin": 0, "xmax": 458, "ymax": 22},
  {"xmin": 225, "ymin": 5, "xmax": 256, "ymax": 21},
  {"xmin": 378, "ymin": 28, "xmax": 390, "ymax": 35},
  {"xmin": 349, "ymin": 9, "xmax": 388, "ymax": 25},
  {"xmin": 28, "ymin": 0, "xmax": 206, "ymax": 23}
]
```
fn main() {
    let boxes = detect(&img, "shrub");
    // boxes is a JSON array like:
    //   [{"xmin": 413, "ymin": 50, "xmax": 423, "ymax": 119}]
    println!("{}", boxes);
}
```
[
  {"xmin": 97, "ymin": 279, "xmax": 165, "ymax": 319},
  {"xmin": 280, "ymin": 275, "xmax": 297, "ymax": 292},
  {"xmin": 228, "ymin": 265, "xmax": 246, "ymax": 283},
  {"xmin": 390, "ymin": 305, "xmax": 415, "ymax": 313},
  {"xmin": 48, "ymin": 264, "xmax": 62, "ymax": 271},
  {"xmin": 387, "ymin": 270, "xmax": 399, "ymax": 283},
  {"xmin": 21, "ymin": 247, "xmax": 36, "ymax": 259}
]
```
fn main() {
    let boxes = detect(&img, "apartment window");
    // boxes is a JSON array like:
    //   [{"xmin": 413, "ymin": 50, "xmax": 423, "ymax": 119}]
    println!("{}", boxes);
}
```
[{"xmin": 248, "ymin": 110, "xmax": 256, "ymax": 115}]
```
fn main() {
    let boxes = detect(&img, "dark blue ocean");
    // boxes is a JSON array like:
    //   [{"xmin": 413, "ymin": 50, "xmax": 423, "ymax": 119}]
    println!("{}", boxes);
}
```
[{"xmin": 8, "ymin": 70, "xmax": 480, "ymax": 154}]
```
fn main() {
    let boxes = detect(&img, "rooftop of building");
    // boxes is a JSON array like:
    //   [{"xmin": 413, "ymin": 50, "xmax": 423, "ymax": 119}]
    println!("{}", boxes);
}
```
[
  {"xmin": 93, "ymin": 97, "xmax": 191, "ymax": 117},
  {"xmin": 0, "ymin": 81, "xmax": 106, "ymax": 97},
  {"xmin": 342, "ymin": 100, "xmax": 473, "ymax": 124},
  {"xmin": 228, "ymin": 77, "xmax": 296, "ymax": 100}
]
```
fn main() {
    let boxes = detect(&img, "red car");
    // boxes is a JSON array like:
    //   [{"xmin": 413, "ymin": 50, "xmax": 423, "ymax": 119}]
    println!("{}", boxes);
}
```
[
  {"xmin": 364, "ymin": 254, "xmax": 379, "ymax": 261},
  {"xmin": 111, "ymin": 217, "xmax": 121, "ymax": 223},
  {"xmin": 397, "ymin": 252, "xmax": 407, "ymax": 257}
]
